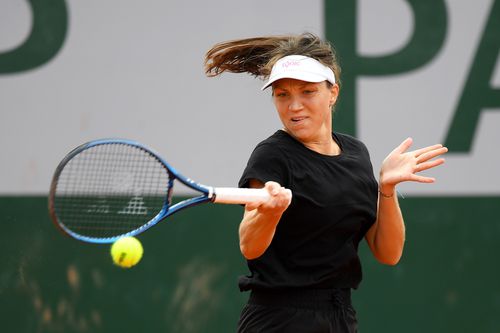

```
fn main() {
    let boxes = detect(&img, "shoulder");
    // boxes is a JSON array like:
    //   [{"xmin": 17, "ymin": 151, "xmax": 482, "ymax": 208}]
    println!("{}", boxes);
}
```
[
  {"xmin": 334, "ymin": 132, "xmax": 365, "ymax": 146},
  {"xmin": 239, "ymin": 131, "xmax": 292, "ymax": 188},
  {"xmin": 334, "ymin": 132, "xmax": 370, "ymax": 154},
  {"xmin": 251, "ymin": 131, "xmax": 294, "ymax": 157},
  {"xmin": 256, "ymin": 130, "xmax": 293, "ymax": 147}
]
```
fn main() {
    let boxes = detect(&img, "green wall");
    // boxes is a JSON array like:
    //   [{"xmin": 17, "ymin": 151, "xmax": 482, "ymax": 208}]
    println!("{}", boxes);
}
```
[
  {"xmin": 1, "ymin": 196, "xmax": 499, "ymax": 332},
  {"xmin": 356, "ymin": 197, "xmax": 500, "ymax": 332},
  {"xmin": 1, "ymin": 197, "xmax": 246, "ymax": 333}
]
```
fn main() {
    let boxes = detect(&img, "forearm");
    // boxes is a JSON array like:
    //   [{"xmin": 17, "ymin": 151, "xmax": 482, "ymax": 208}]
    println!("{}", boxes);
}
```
[
  {"xmin": 367, "ymin": 185, "xmax": 406, "ymax": 265},
  {"xmin": 367, "ymin": 138, "xmax": 447, "ymax": 265},
  {"xmin": 239, "ymin": 207, "xmax": 283, "ymax": 260}
]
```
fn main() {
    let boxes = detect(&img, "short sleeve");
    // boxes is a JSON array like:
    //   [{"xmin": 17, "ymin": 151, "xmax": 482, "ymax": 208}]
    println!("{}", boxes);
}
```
[{"xmin": 238, "ymin": 142, "xmax": 290, "ymax": 189}]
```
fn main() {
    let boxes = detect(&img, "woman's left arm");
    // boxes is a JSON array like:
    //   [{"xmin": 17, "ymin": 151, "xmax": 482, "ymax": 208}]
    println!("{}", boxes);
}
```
[{"xmin": 365, "ymin": 137, "xmax": 448, "ymax": 265}]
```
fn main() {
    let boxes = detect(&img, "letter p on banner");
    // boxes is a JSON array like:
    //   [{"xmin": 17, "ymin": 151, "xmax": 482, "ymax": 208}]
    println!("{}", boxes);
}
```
[{"xmin": 325, "ymin": 0, "xmax": 500, "ymax": 196}]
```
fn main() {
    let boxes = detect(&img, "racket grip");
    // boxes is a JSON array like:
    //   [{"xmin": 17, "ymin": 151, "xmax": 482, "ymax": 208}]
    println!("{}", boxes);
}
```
[{"xmin": 213, "ymin": 187, "xmax": 271, "ymax": 204}]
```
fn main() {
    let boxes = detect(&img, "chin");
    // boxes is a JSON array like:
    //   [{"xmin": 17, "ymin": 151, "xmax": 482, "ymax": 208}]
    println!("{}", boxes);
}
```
[{"xmin": 288, "ymin": 131, "xmax": 314, "ymax": 143}]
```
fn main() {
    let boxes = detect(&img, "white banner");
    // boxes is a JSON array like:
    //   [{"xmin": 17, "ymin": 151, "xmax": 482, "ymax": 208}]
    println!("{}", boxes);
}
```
[{"xmin": 1, "ymin": 0, "xmax": 498, "ymax": 196}]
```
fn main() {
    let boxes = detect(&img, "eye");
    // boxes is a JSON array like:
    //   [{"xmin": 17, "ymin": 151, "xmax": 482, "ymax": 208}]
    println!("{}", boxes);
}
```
[
  {"xmin": 303, "ymin": 89, "xmax": 316, "ymax": 95},
  {"xmin": 274, "ymin": 91, "xmax": 288, "ymax": 98}
]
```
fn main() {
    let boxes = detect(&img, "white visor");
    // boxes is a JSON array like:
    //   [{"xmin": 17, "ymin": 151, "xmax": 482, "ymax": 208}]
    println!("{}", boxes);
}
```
[{"xmin": 261, "ymin": 55, "xmax": 336, "ymax": 90}]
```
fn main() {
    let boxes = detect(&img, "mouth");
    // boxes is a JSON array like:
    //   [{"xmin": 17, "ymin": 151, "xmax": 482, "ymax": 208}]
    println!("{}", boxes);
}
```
[{"xmin": 291, "ymin": 116, "xmax": 307, "ymax": 123}]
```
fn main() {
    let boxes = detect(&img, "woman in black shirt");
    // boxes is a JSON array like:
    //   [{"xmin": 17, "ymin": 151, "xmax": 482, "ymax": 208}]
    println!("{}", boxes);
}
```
[{"xmin": 205, "ymin": 33, "xmax": 448, "ymax": 333}]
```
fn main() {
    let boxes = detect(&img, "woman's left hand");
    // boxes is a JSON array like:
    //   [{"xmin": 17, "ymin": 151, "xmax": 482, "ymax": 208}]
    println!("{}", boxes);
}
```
[{"xmin": 379, "ymin": 137, "xmax": 448, "ymax": 194}]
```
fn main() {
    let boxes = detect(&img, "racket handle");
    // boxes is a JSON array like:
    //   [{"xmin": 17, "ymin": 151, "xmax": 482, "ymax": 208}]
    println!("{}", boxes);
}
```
[{"xmin": 213, "ymin": 187, "xmax": 271, "ymax": 204}]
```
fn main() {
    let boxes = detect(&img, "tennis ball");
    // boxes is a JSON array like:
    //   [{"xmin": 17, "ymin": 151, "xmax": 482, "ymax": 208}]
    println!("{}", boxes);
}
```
[{"xmin": 110, "ymin": 236, "xmax": 143, "ymax": 268}]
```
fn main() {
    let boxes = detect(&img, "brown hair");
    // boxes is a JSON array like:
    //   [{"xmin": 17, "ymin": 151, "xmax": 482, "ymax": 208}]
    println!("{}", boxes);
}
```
[{"xmin": 204, "ymin": 32, "xmax": 341, "ymax": 90}]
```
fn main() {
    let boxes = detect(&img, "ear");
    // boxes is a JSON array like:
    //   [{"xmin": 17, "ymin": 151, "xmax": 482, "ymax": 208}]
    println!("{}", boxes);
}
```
[{"xmin": 329, "ymin": 83, "xmax": 339, "ymax": 107}]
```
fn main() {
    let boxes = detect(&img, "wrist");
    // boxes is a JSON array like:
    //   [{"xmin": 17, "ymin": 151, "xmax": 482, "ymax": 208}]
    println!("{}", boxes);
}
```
[
  {"xmin": 379, "ymin": 188, "xmax": 394, "ymax": 198},
  {"xmin": 378, "ymin": 183, "xmax": 395, "ymax": 198}
]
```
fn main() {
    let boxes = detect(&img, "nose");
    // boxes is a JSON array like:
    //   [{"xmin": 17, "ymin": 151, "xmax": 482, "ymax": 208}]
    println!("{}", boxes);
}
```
[{"xmin": 288, "ymin": 97, "xmax": 303, "ymax": 111}]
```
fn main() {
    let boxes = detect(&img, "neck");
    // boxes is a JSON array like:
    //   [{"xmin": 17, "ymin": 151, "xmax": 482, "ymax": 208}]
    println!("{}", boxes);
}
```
[
  {"xmin": 303, "ymin": 138, "xmax": 340, "ymax": 156},
  {"xmin": 283, "ymin": 129, "xmax": 340, "ymax": 156}
]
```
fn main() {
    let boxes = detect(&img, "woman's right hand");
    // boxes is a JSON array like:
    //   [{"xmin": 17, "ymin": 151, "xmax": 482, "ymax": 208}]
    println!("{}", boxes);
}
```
[{"xmin": 246, "ymin": 180, "xmax": 292, "ymax": 214}]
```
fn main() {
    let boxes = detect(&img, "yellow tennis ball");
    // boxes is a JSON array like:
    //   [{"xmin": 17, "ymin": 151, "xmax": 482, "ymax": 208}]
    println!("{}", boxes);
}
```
[{"xmin": 110, "ymin": 236, "xmax": 143, "ymax": 268}]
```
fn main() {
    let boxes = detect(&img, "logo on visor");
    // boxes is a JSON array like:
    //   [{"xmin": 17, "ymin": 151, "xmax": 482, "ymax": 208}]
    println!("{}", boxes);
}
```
[{"xmin": 281, "ymin": 60, "xmax": 301, "ymax": 69}]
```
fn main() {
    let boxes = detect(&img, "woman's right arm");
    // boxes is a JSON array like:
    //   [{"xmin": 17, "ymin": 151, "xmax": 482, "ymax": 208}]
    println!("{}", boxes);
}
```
[{"xmin": 239, "ymin": 179, "xmax": 292, "ymax": 260}]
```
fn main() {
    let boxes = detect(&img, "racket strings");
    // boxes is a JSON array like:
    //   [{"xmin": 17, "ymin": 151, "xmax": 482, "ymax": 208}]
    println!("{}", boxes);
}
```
[{"xmin": 54, "ymin": 143, "xmax": 170, "ymax": 238}]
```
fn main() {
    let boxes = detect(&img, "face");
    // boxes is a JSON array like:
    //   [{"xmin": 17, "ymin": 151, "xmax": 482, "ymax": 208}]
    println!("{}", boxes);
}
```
[{"xmin": 272, "ymin": 78, "xmax": 339, "ymax": 144}]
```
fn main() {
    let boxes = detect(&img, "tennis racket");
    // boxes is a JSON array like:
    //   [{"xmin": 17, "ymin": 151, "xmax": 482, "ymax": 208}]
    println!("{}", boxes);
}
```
[{"xmin": 48, "ymin": 139, "xmax": 271, "ymax": 244}]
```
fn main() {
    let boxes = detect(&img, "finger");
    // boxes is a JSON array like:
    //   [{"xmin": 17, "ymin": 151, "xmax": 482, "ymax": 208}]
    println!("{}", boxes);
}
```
[
  {"xmin": 275, "ymin": 188, "xmax": 291, "ymax": 203},
  {"xmin": 417, "ymin": 147, "xmax": 447, "ymax": 165},
  {"xmin": 394, "ymin": 137, "xmax": 413, "ymax": 154},
  {"xmin": 409, "ymin": 174, "xmax": 436, "ymax": 183},
  {"xmin": 263, "ymin": 188, "xmax": 291, "ymax": 213},
  {"xmin": 416, "ymin": 147, "xmax": 448, "ymax": 163},
  {"xmin": 415, "ymin": 158, "xmax": 446, "ymax": 173},
  {"xmin": 283, "ymin": 189, "xmax": 292, "ymax": 206},
  {"xmin": 265, "ymin": 181, "xmax": 281, "ymax": 196},
  {"xmin": 413, "ymin": 144, "xmax": 445, "ymax": 158}
]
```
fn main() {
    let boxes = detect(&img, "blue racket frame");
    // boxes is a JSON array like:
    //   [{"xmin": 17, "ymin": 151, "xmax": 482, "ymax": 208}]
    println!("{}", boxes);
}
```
[{"xmin": 49, "ymin": 138, "xmax": 217, "ymax": 244}]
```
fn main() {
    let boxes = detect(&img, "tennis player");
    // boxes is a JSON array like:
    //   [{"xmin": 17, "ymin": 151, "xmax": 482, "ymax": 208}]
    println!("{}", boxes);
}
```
[{"xmin": 205, "ymin": 33, "xmax": 447, "ymax": 333}]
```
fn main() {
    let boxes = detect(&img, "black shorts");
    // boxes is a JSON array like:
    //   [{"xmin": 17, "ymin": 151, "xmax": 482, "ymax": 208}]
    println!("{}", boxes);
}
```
[{"xmin": 237, "ymin": 288, "xmax": 358, "ymax": 333}]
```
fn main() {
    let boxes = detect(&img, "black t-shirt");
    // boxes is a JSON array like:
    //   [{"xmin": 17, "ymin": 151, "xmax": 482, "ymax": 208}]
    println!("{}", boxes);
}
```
[{"xmin": 238, "ymin": 130, "xmax": 378, "ymax": 291}]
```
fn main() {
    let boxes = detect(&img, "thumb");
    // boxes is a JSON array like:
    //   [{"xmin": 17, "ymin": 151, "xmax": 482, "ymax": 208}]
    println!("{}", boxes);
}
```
[{"xmin": 395, "ymin": 137, "xmax": 413, "ymax": 154}]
